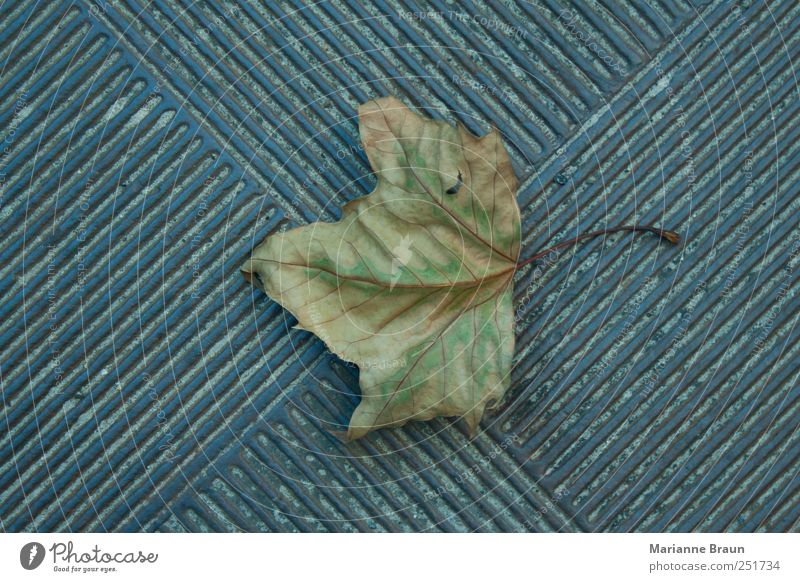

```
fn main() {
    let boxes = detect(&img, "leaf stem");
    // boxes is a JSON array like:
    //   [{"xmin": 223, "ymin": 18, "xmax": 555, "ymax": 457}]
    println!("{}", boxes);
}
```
[{"xmin": 515, "ymin": 225, "xmax": 680, "ymax": 270}]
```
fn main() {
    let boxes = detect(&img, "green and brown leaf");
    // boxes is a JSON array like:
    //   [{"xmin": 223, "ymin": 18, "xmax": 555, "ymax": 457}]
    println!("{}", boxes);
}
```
[{"xmin": 242, "ymin": 96, "xmax": 521, "ymax": 440}]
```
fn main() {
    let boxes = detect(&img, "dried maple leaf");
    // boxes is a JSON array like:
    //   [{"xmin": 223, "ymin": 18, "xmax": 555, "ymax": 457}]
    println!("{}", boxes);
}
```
[{"xmin": 243, "ymin": 97, "xmax": 520, "ymax": 439}]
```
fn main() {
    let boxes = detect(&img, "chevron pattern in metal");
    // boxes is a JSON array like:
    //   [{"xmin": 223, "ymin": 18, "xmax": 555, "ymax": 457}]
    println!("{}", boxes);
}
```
[{"xmin": 1, "ymin": 0, "xmax": 797, "ymax": 532}]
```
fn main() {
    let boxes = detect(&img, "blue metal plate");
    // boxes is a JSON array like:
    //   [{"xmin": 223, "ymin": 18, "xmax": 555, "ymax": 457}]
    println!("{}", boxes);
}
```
[{"xmin": 1, "ymin": 0, "xmax": 797, "ymax": 532}]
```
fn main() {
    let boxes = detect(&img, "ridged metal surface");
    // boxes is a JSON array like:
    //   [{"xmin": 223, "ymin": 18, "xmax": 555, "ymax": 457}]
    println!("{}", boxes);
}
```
[{"xmin": 1, "ymin": 0, "xmax": 797, "ymax": 532}]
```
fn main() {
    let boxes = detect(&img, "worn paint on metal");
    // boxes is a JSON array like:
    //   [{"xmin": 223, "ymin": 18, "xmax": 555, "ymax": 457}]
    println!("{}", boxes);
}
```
[{"xmin": 1, "ymin": 0, "xmax": 798, "ymax": 532}]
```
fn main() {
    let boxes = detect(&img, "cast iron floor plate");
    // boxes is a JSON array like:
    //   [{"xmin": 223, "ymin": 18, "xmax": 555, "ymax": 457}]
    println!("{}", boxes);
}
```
[{"xmin": 1, "ymin": 0, "xmax": 798, "ymax": 532}]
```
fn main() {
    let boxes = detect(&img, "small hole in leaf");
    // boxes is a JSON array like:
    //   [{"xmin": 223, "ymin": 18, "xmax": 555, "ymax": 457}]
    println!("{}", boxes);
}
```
[{"xmin": 446, "ymin": 170, "xmax": 463, "ymax": 195}]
